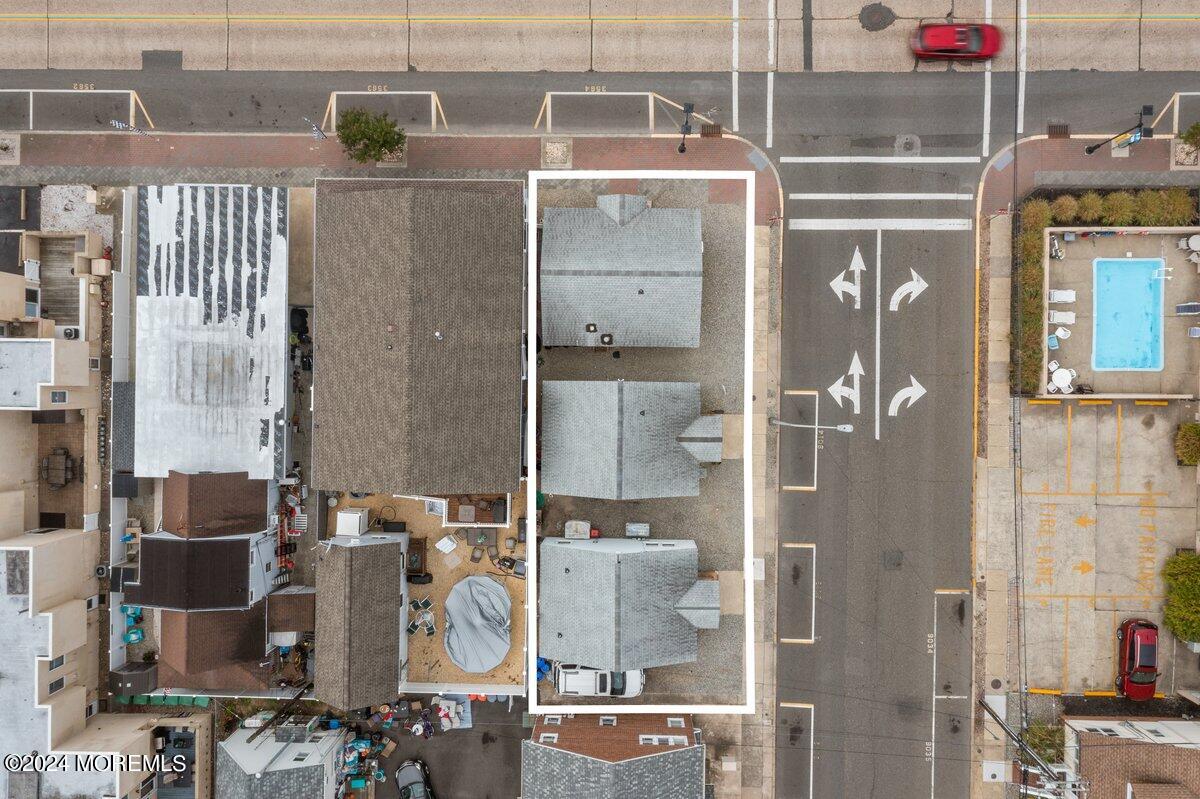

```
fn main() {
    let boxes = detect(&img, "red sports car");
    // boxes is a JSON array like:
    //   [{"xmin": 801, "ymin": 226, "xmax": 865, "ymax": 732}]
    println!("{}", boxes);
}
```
[
  {"xmin": 1116, "ymin": 619, "xmax": 1159, "ymax": 701},
  {"xmin": 911, "ymin": 23, "xmax": 1003, "ymax": 60}
]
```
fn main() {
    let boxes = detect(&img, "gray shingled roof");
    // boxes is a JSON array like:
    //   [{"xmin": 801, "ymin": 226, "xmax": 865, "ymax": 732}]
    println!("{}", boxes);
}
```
[
  {"xmin": 216, "ymin": 744, "xmax": 325, "ymax": 799},
  {"xmin": 111, "ymin": 380, "xmax": 135, "ymax": 473},
  {"xmin": 314, "ymin": 538, "xmax": 403, "ymax": 711},
  {"xmin": 538, "ymin": 538, "xmax": 705, "ymax": 671},
  {"xmin": 540, "ymin": 380, "xmax": 704, "ymax": 500},
  {"xmin": 311, "ymin": 179, "xmax": 524, "ymax": 496},
  {"xmin": 521, "ymin": 740, "xmax": 706, "ymax": 799},
  {"xmin": 677, "ymin": 414, "xmax": 723, "ymax": 464},
  {"xmin": 540, "ymin": 195, "xmax": 702, "ymax": 348}
]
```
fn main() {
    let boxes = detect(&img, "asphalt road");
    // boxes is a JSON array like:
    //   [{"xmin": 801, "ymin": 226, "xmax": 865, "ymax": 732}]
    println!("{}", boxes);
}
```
[{"xmin": 3, "ymin": 61, "xmax": 1198, "ymax": 799}]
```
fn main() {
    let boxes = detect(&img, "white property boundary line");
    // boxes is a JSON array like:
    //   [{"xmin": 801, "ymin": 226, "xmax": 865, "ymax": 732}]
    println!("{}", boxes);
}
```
[
  {"xmin": 779, "ymin": 155, "xmax": 981, "ymax": 164},
  {"xmin": 526, "ymin": 169, "xmax": 756, "ymax": 715}
]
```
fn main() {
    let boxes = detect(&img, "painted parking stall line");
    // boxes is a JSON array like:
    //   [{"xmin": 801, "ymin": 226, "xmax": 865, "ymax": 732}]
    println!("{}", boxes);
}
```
[
  {"xmin": 778, "ymin": 702, "xmax": 815, "ymax": 799},
  {"xmin": 779, "ymin": 543, "xmax": 816, "ymax": 644},
  {"xmin": 930, "ymin": 590, "xmax": 972, "ymax": 799}
]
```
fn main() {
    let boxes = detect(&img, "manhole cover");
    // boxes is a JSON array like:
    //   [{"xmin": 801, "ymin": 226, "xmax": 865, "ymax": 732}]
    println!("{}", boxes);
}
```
[
  {"xmin": 882, "ymin": 550, "xmax": 904, "ymax": 570},
  {"xmin": 895, "ymin": 133, "xmax": 921, "ymax": 156},
  {"xmin": 859, "ymin": 3, "xmax": 897, "ymax": 31}
]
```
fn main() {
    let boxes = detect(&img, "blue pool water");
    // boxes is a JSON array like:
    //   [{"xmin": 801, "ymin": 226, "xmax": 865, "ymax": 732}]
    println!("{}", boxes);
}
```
[{"xmin": 1092, "ymin": 257, "xmax": 1165, "ymax": 371}]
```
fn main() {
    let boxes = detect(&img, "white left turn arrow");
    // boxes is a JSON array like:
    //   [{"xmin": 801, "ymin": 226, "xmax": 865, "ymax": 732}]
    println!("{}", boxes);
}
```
[
  {"xmin": 827, "ymin": 351, "xmax": 864, "ymax": 415},
  {"xmin": 887, "ymin": 375, "xmax": 927, "ymax": 417},
  {"xmin": 829, "ymin": 246, "xmax": 866, "ymax": 309},
  {"xmin": 888, "ymin": 268, "xmax": 929, "ymax": 312}
]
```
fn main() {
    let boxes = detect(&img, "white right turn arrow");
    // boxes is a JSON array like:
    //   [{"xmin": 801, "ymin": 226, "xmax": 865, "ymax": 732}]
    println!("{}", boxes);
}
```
[
  {"xmin": 888, "ymin": 268, "xmax": 929, "ymax": 312},
  {"xmin": 887, "ymin": 375, "xmax": 927, "ymax": 417}
]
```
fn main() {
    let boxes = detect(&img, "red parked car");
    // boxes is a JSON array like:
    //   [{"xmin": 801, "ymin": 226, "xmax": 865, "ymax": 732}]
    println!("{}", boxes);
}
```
[
  {"xmin": 911, "ymin": 23, "xmax": 1003, "ymax": 60},
  {"xmin": 1116, "ymin": 619, "xmax": 1160, "ymax": 701}
]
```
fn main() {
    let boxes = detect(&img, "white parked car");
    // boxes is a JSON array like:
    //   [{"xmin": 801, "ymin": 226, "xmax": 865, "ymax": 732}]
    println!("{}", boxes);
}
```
[{"xmin": 553, "ymin": 664, "xmax": 644, "ymax": 698}]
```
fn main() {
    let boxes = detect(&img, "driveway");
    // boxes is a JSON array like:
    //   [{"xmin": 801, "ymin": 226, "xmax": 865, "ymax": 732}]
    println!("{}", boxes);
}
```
[
  {"xmin": 1019, "ymin": 399, "xmax": 1200, "ymax": 696},
  {"xmin": 373, "ymin": 698, "xmax": 525, "ymax": 799}
]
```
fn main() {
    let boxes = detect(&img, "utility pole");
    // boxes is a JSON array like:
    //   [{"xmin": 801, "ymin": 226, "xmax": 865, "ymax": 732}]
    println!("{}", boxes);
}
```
[{"xmin": 977, "ymin": 699, "xmax": 1089, "ymax": 798}]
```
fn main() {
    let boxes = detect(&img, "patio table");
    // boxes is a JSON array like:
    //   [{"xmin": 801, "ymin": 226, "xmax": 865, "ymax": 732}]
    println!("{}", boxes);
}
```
[
  {"xmin": 1189, "ymin": 234, "xmax": 1200, "ymax": 251},
  {"xmin": 1051, "ymin": 368, "xmax": 1074, "ymax": 390}
]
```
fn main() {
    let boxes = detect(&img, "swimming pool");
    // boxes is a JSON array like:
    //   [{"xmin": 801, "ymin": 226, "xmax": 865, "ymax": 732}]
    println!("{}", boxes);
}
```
[{"xmin": 1092, "ymin": 257, "xmax": 1165, "ymax": 371}]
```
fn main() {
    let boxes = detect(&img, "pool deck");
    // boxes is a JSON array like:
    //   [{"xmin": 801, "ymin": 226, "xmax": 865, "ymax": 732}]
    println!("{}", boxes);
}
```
[{"xmin": 1042, "ymin": 228, "xmax": 1200, "ymax": 398}]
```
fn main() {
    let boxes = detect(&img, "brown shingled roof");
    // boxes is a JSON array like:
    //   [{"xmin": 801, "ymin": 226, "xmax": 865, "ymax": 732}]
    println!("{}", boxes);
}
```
[
  {"xmin": 158, "ymin": 602, "xmax": 268, "ymax": 677},
  {"xmin": 123, "ymin": 535, "xmax": 251, "ymax": 610},
  {"xmin": 162, "ymin": 470, "xmax": 269, "ymax": 539},
  {"xmin": 1077, "ymin": 731, "xmax": 1200, "ymax": 799},
  {"xmin": 310, "ymin": 179, "xmax": 524, "ymax": 496},
  {"xmin": 267, "ymin": 586, "xmax": 316, "ymax": 632},
  {"xmin": 530, "ymin": 714, "xmax": 695, "ymax": 762}
]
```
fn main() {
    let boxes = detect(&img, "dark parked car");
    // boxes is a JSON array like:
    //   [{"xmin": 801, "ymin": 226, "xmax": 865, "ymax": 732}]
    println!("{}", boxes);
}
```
[
  {"xmin": 1116, "ymin": 618, "xmax": 1159, "ymax": 701},
  {"xmin": 395, "ymin": 759, "xmax": 436, "ymax": 799},
  {"xmin": 911, "ymin": 23, "xmax": 1003, "ymax": 60}
]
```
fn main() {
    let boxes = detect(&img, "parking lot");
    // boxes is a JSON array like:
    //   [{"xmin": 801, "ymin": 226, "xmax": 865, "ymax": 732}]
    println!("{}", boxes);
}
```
[{"xmin": 1019, "ymin": 399, "xmax": 1200, "ymax": 695}]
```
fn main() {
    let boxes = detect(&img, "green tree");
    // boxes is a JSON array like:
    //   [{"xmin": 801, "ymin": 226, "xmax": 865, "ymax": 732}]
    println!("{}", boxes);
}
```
[
  {"xmin": 1176, "ymin": 423, "xmax": 1200, "ymax": 466},
  {"xmin": 1050, "ymin": 195, "xmax": 1078, "ymax": 224},
  {"xmin": 337, "ymin": 107, "xmax": 406, "ymax": 164},
  {"xmin": 1076, "ymin": 191, "xmax": 1104, "ymax": 223},
  {"xmin": 1163, "ymin": 551, "xmax": 1200, "ymax": 642},
  {"xmin": 1101, "ymin": 191, "xmax": 1136, "ymax": 226},
  {"xmin": 1183, "ymin": 121, "xmax": 1200, "ymax": 150}
]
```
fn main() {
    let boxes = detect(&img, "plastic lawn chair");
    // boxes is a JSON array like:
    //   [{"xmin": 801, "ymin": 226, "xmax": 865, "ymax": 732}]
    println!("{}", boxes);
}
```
[{"xmin": 1047, "ymin": 334, "xmax": 1060, "ymax": 351}]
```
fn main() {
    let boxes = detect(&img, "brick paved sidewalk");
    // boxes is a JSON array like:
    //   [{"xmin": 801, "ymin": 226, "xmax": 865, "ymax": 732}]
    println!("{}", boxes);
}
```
[
  {"xmin": 15, "ymin": 132, "xmax": 781, "ymax": 222},
  {"xmin": 979, "ymin": 137, "xmax": 1182, "ymax": 215}
]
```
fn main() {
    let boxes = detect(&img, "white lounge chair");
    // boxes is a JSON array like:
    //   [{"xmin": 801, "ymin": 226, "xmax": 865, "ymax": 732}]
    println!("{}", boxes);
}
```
[
  {"xmin": 1049, "ymin": 310, "xmax": 1076, "ymax": 325},
  {"xmin": 1048, "ymin": 289, "xmax": 1076, "ymax": 304},
  {"xmin": 1055, "ymin": 326, "xmax": 1072, "ymax": 339},
  {"xmin": 1047, "ymin": 360, "xmax": 1060, "ymax": 372}
]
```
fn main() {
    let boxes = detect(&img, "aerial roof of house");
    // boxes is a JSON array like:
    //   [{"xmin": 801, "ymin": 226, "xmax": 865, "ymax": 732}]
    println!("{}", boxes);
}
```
[
  {"xmin": 311, "ymin": 179, "xmax": 524, "ymax": 496},
  {"xmin": 157, "ymin": 602, "xmax": 270, "ymax": 691},
  {"xmin": 521, "ymin": 713, "xmax": 705, "ymax": 799},
  {"xmin": 538, "ymin": 538, "xmax": 717, "ymax": 672},
  {"xmin": 1076, "ymin": 730, "xmax": 1200, "ymax": 799},
  {"xmin": 540, "ymin": 380, "xmax": 716, "ymax": 500},
  {"xmin": 540, "ymin": 195, "xmax": 702, "ymax": 348},
  {"xmin": 267, "ymin": 586, "xmax": 316, "ymax": 633},
  {"xmin": 162, "ymin": 470, "xmax": 269, "ymax": 539},
  {"xmin": 122, "ymin": 535, "xmax": 251, "ymax": 611},
  {"xmin": 134, "ymin": 185, "xmax": 289, "ymax": 480},
  {"xmin": 216, "ymin": 724, "xmax": 341, "ymax": 799},
  {"xmin": 314, "ymin": 537, "xmax": 405, "ymax": 711}
]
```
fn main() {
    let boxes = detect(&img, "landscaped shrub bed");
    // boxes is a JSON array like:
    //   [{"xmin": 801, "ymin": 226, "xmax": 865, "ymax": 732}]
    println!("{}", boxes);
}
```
[{"xmin": 1010, "ymin": 188, "xmax": 1198, "ymax": 395}]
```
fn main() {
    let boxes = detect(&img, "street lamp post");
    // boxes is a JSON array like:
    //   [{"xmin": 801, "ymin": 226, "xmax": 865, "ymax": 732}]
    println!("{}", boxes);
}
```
[
  {"xmin": 1084, "ymin": 105, "xmax": 1154, "ymax": 155},
  {"xmin": 769, "ymin": 417, "xmax": 854, "ymax": 433},
  {"xmin": 678, "ymin": 102, "xmax": 694, "ymax": 154}
]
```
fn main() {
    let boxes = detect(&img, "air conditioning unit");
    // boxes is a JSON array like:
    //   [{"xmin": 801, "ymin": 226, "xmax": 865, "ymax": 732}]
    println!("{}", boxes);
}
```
[
  {"xmin": 58, "ymin": 326, "xmax": 81, "ymax": 340},
  {"xmin": 336, "ymin": 507, "xmax": 369, "ymax": 537},
  {"xmin": 94, "ymin": 565, "xmax": 109, "ymax": 579}
]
